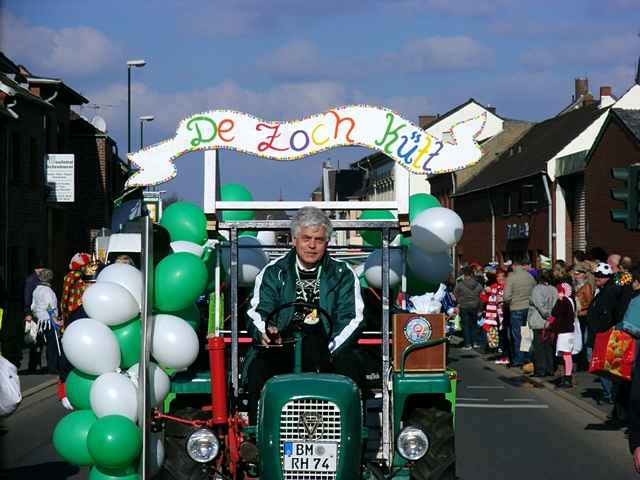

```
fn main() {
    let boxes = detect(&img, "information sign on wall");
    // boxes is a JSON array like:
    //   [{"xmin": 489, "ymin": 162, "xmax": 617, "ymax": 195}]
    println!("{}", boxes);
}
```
[{"xmin": 46, "ymin": 154, "xmax": 75, "ymax": 202}]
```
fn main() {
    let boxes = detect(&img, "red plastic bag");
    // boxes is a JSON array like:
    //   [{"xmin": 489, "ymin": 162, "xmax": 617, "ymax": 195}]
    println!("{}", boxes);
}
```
[{"xmin": 589, "ymin": 329, "xmax": 636, "ymax": 381}]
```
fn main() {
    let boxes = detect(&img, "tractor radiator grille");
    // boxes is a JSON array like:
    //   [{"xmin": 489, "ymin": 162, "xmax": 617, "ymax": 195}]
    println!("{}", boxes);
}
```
[{"xmin": 280, "ymin": 399, "xmax": 341, "ymax": 480}]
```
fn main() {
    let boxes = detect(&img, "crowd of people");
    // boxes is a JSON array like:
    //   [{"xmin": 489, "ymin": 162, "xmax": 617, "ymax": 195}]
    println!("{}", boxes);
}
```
[{"xmin": 447, "ymin": 248, "xmax": 640, "ymax": 466}]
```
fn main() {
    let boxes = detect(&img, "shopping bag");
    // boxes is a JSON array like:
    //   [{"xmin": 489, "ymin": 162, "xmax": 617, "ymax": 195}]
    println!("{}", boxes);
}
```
[
  {"xmin": 0, "ymin": 356, "xmax": 21, "ymax": 416},
  {"xmin": 24, "ymin": 320, "xmax": 37, "ymax": 345},
  {"xmin": 589, "ymin": 329, "xmax": 636, "ymax": 381},
  {"xmin": 621, "ymin": 296, "xmax": 640, "ymax": 338},
  {"xmin": 573, "ymin": 318, "xmax": 583, "ymax": 354},
  {"xmin": 486, "ymin": 326, "xmax": 499, "ymax": 349},
  {"xmin": 520, "ymin": 325, "xmax": 533, "ymax": 352}
]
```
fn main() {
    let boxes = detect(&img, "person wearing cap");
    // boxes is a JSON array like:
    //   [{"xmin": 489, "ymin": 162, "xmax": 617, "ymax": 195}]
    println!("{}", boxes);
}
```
[
  {"xmin": 503, "ymin": 257, "xmax": 536, "ymax": 367},
  {"xmin": 586, "ymin": 262, "xmax": 630, "ymax": 405},
  {"xmin": 60, "ymin": 253, "xmax": 91, "ymax": 326},
  {"xmin": 573, "ymin": 262, "xmax": 594, "ymax": 371}
]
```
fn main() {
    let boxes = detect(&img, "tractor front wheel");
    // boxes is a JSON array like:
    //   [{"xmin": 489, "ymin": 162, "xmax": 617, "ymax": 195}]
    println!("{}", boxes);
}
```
[
  {"xmin": 158, "ymin": 407, "xmax": 212, "ymax": 480},
  {"xmin": 407, "ymin": 407, "xmax": 455, "ymax": 480}
]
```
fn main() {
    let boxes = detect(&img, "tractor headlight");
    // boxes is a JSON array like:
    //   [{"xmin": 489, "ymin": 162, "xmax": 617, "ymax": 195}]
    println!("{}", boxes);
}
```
[
  {"xmin": 186, "ymin": 428, "xmax": 220, "ymax": 463},
  {"xmin": 397, "ymin": 426, "xmax": 429, "ymax": 461}
]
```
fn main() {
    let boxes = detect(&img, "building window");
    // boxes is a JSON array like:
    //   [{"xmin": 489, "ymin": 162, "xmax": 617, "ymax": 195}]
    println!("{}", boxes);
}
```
[
  {"xmin": 10, "ymin": 132, "xmax": 21, "ymax": 183},
  {"xmin": 29, "ymin": 137, "xmax": 40, "ymax": 186},
  {"xmin": 503, "ymin": 192, "xmax": 511, "ymax": 215}
]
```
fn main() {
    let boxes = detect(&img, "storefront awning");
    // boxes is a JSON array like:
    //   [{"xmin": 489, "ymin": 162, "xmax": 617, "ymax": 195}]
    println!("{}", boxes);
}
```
[{"xmin": 554, "ymin": 150, "xmax": 588, "ymax": 177}]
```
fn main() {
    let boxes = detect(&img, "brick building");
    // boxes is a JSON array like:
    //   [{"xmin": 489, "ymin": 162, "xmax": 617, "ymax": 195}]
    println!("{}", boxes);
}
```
[
  {"xmin": 0, "ymin": 52, "xmax": 126, "ymax": 351},
  {"xmin": 453, "ymin": 74, "xmax": 640, "ymax": 267}
]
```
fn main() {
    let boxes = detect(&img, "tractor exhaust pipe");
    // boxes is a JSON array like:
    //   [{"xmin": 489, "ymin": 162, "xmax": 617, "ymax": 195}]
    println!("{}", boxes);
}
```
[{"xmin": 208, "ymin": 336, "xmax": 228, "ymax": 424}]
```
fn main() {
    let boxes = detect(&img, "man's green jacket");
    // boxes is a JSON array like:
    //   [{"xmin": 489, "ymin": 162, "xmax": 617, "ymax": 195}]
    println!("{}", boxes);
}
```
[{"xmin": 247, "ymin": 249, "xmax": 364, "ymax": 355}]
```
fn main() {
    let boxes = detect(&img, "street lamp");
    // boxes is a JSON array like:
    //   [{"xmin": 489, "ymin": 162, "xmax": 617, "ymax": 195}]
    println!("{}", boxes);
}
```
[
  {"xmin": 139, "ymin": 115, "xmax": 154, "ymax": 149},
  {"xmin": 127, "ymin": 59, "xmax": 146, "ymax": 164}
]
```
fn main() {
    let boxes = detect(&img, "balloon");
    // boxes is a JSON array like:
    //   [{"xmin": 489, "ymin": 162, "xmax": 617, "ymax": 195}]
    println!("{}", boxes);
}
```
[
  {"xmin": 409, "ymin": 193, "xmax": 441, "ymax": 223},
  {"xmin": 406, "ymin": 266, "xmax": 440, "ymax": 295},
  {"xmin": 411, "ymin": 207, "xmax": 463, "ymax": 254},
  {"xmin": 154, "ymin": 253, "xmax": 208, "ymax": 311},
  {"xmin": 151, "ymin": 314, "xmax": 199, "ymax": 370},
  {"xmin": 97, "ymin": 264, "xmax": 143, "ymax": 308},
  {"xmin": 364, "ymin": 249, "xmax": 403, "ymax": 289},
  {"xmin": 160, "ymin": 201, "xmax": 207, "ymax": 245},
  {"xmin": 66, "ymin": 369, "xmax": 98, "ymax": 410},
  {"xmin": 220, "ymin": 183, "xmax": 255, "ymax": 221},
  {"xmin": 83, "ymin": 282, "xmax": 139, "ymax": 327},
  {"xmin": 89, "ymin": 466, "xmax": 139, "ymax": 480},
  {"xmin": 127, "ymin": 362, "xmax": 171, "ymax": 407},
  {"xmin": 358, "ymin": 210, "xmax": 395, "ymax": 247},
  {"xmin": 256, "ymin": 230, "xmax": 276, "ymax": 246},
  {"xmin": 53, "ymin": 409, "xmax": 97, "ymax": 466},
  {"xmin": 111, "ymin": 317, "xmax": 141, "ymax": 369},
  {"xmin": 87, "ymin": 415, "xmax": 142, "ymax": 470},
  {"xmin": 221, "ymin": 236, "xmax": 268, "ymax": 286},
  {"xmin": 407, "ymin": 245, "xmax": 453, "ymax": 285},
  {"xmin": 90, "ymin": 372, "xmax": 138, "ymax": 422},
  {"xmin": 170, "ymin": 240, "xmax": 204, "ymax": 257},
  {"xmin": 62, "ymin": 319, "xmax": 121, "ymax": 376},
  {"xmin": 169, "ymin": 303, "xmax": 200, "ymax": 330},
  {"xmin": 145, "ymin": 432, "xmax": 165, "ymax": 478}
]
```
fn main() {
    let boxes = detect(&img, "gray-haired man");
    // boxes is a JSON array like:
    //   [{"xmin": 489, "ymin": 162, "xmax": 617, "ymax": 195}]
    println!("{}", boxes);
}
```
[{"xmin": 245, "ymin": 207, "xmax": 364, "ymax": 423}]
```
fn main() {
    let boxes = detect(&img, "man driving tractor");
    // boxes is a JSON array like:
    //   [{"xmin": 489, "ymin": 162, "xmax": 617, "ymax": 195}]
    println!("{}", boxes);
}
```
[{"xmin": 245, "ymin": 206, "xmax": 365, "ymax": 423}]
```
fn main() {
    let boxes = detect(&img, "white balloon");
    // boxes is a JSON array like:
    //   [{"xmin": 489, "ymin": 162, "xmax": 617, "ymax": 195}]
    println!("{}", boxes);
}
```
[
  {"xmin": 127, "ymin": 362, "xmax": 171, "ymax": 407},
  {"xmin": 90, "ymin": 371, "xmax": 138, "ymax": 422},
  {"xmin": 152, "ymin": 314, "xmax": 199, "ymax": 370},
  {"xmin": 61, "ymin": 318, "xmax": 120, "ymax": 375},
  {"xmin": 407, "ymin": 245, "xmax": 453, "ymax": 285},
  {"xmin": 82, "ymin": 281, "xmax": 139, "ymax": 326},
  {"xmin": 256, "ymin": 230, "xmax": 276, "ymax": 246},
  {"xmin": 171, "ymin": 240, "xmax": 204, "ymax": 257},
  {"xmin": 97, "ymin": 263, "xmax": 143, "ymax": 308},
  {"xmin": 141, "ymin": 432, "xmax": 165, "ymax": 478},
  {"xmin": 364, "ymin": 249, "xmax": 403, "ymax": 288},
  {"xmin": 221, "ymin": 236, "xmax": 269, "ymax": 286},
  {"xmin": 411, "ymin": 207, "xmax": 464, "ymax": 254}
]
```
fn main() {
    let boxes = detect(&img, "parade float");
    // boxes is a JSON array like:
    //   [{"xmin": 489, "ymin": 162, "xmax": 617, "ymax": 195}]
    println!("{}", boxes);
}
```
[{"xmin": 53, "ymin": 105, "xmax": 485, "ymax": 479}]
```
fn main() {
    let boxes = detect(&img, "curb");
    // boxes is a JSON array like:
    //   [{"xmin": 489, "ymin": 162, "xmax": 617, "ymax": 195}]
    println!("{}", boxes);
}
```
[
  {"xmin": 482, "ymin": 356, "xmax": 609, "ymax": 422},
  {"xmin": 21, "ymin": 379, "xmax": 57, "ymax": 399}
]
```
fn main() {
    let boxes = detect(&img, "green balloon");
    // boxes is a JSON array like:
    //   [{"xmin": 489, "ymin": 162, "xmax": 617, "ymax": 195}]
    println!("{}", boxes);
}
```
[
  {"xmin": 87, "ymin": 415, "xmax": 142, "ymax": 470},
  {"xmin": 358, "ymin": 210, "xmax": 395, "ymax": 247},
  {"xmin": 111, "ymin": 318, "xmax": 141, "ymax": 369},
  {"xmin": 239, "ymin": 230, "xmax": 257, "ymax": 237},
  {"xmin": 160, "ymin": 201, "xmax": 207, "ymax": 245},
  {"xmin": 155, "ymin": 253, "xmax": 208, "ymax": 311},
  {"xmin": 409, "ymin": 193, "xmax": 440, "ymax": 223},
  {"xmin": 170, "ymin": 303, "xmax": 201, "ymax": 330},
  {"xmin": 220, "ymin": 183, "xmax": 255, "ymax": 221},
  {"xmin": 53, "ymin": 409, "xmax": 97, "ymax": 466},
  {"xmin": 66, "ymin": 370, "xmax": 97, "ymax": 410},
  {"xmin": 89, "ymin": 466, "xmax": 139, "ymax": 480}
]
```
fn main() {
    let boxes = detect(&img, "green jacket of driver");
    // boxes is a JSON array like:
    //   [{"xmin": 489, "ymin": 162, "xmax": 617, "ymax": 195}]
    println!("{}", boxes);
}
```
[{"xmin": 247, "ymin": 248, "xmax": 364, "ymax": 356}]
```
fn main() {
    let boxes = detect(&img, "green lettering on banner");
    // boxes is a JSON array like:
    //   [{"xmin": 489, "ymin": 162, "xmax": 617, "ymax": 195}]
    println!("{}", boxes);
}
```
[
  {"xmin": 187, "ymin": 116, "xmax": 218, "ymax": 147},
  {"xmin": 374, "ymin": 113, "xmax": 405, "ymax": 155}
]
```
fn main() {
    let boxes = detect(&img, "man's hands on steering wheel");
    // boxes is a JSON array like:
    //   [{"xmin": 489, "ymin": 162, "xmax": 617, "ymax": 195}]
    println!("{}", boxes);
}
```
[{"xmin": 259, "ymin": 301, "xmax": 331, "ymax": 348}]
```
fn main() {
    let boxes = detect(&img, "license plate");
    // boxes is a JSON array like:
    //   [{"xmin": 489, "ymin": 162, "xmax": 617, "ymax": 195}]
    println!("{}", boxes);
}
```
[{"xmin": 283, "ymin": 441, "xmax": 337, "ymax": 472}]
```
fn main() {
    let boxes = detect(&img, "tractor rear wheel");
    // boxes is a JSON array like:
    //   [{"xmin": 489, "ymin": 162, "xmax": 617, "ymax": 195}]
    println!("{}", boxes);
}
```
[
  {"xmin": 158, "ymin": 407, "xmax": 211, "ymax": 480},
  {"xmin": 407, "ymin": 407, "xmax": 455, "ymax": 480}
]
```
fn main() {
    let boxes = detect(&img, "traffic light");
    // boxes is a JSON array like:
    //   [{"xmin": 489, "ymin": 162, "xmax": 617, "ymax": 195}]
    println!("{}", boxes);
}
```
[{"xmin": 610, "ymin": 164, "xmax": 640, "ymax": 230}]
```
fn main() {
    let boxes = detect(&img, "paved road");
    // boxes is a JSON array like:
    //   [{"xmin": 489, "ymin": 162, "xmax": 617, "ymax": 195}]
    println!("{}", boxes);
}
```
[
  {"xmin": 453, "ymin": 349, "xmax": 632, "ymax": 479},
  {"xmin": 1, "ymin": 349, "xmax": 633, "ymax": 479}
]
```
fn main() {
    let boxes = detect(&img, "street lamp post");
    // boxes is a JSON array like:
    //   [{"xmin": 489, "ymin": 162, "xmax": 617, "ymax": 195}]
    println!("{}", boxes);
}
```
[
  {"xmin": 139, "ymin": 115, "xmax": 155, "ymax": 149},
  {"xmin": 127, "ymin": 59, "xmax": 146, "ymax": 165}
]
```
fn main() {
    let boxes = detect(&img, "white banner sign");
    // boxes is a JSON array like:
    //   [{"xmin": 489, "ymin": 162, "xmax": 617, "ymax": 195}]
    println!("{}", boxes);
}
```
[
  {"xmin": 125, "ymin": 106, "xmax": 487, "ymax": 187},
  {"xmin": 46, "ymin": 154, "xmax": 75, "ymax": 202}
]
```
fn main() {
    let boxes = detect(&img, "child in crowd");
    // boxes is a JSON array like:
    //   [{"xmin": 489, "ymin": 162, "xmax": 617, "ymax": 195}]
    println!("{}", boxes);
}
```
[{"xmin": 549, "ymin": 282, "xmax": 580, "ymax": 388}]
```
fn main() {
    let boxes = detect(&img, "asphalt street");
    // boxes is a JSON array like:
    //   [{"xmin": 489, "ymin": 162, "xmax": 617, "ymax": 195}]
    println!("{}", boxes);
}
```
[{"xmin": 0, "ymin": 349, "xmax": 634, "ymax": 479}]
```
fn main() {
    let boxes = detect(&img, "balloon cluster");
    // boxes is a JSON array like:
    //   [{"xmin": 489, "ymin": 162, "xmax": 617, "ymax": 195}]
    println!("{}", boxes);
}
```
[
  {"xmin": 53, "ymin": 201, "xmax": 211, "ymax": 479},
  {"xmin": 362, "ymin": 194, "xmax": 462, "ymax": 295}
]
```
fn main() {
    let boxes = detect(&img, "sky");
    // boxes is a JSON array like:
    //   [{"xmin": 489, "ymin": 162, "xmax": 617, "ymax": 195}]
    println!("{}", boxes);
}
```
[{"xmin": 1, "ymin": 0, "xmax": 639, "ymax": 206}]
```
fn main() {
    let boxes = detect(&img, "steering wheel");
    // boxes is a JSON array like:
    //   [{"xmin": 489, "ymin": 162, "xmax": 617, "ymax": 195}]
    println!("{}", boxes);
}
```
[{"xmin": 256, "ymin": 301, "xmax": 332, "ymax": 348}]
